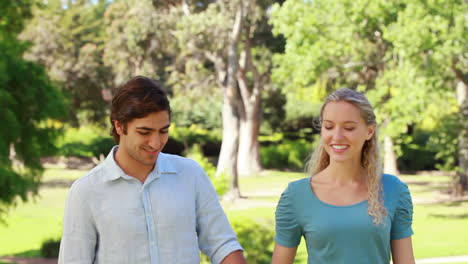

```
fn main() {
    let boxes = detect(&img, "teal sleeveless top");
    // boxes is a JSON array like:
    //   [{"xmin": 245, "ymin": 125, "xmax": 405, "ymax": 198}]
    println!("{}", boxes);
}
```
[{"xmin": 275, "ymin": 174, "xmax": 413, "ymax": 264}]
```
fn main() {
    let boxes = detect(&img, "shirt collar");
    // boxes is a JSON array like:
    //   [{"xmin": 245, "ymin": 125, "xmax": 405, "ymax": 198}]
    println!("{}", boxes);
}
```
[
  {"xmin": 102, "ymin": 146, "xmax": 177, "ymax": 182},
  {"xmin": 156, "ymin": 153, "xmax": 178, "ymax": 175},
  {"xmin": 101, "ymin": 146, "xmax": 127, "ymax": 182}
]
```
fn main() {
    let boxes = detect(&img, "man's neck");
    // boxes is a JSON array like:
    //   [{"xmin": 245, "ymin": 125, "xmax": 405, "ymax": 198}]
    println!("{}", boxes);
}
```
[{"xmin": 114, "ymin": 147, "xmax": 155, "ymax": 183}]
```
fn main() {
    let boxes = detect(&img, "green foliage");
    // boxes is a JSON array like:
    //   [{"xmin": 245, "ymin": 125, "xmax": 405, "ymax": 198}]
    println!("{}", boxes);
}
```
[
  {"xmin": 40, "ymin": 237, "xmax": 61, "ymax": 258},
  {"xmin": 270, "ymin": 0, "xmax": 466, "ymax": 170},
  {"xmin": 398, "ymin": 130, "xmax": 439, "ymax": 171},
  {"xmin": 103, "ymin": 0, "xmax": 177, "ymax": 86},
  {"xmin": 20, "ymin": 0, "xmax": 112, "ymax": 125},
  {"xmin": 260, "ymin": 139, "xmax": 313, "ymax": 170},
  {"xmin": 231, "ymin": 218, "xmax": 275, "ymax": 264},
  {"xmin": 170, "ymin": 125, "xmax": 222, "ymax": 150},
  {"xmin": 261, "ymin": 88, "xmax": 286, "ymax": 133},
  {"xmin": 55, "ymin": 126, "xmax": 114, "ymax": 158},
  {"xmin": 186, "ymin": 144, "xmax": 228, "ymax": 196},
  {"xmin": 426, "ymin": 113, "xmax": 460, "ymax": 172},
  {"xmin": 201, "ymin": 218, "xmax": 274, "ymax": 264},
  {"xmin": 170, "ymin": 93, "xmax": 222, "ymax": 130},
  {"xmin": 0, "ymin": 0, "xmax": 66, "ymax": 220}
]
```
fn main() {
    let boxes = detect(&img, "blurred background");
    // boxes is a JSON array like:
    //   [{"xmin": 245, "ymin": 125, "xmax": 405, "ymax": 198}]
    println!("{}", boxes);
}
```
[{"xmin": 0, "ymin": 0, "xmax": 466, "ymax": 263}]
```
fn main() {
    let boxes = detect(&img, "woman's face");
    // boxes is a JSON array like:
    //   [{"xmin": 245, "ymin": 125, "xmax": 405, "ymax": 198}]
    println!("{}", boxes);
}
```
[{"xmin": 321, "ymin": 101, "xmax": 375, "ymax": 165}]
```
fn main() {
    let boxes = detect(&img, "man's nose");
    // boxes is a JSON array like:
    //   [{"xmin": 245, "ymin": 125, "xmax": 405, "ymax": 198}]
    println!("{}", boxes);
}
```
[{"xmin": 148, "ymin": 134, "xmax": 161, "ymax": 150}]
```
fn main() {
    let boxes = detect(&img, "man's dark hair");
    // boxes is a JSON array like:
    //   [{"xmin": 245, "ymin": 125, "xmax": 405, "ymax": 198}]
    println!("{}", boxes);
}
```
[{"xmin": 110, "ymin": 76, "xmax": 171, "ymax": 143}]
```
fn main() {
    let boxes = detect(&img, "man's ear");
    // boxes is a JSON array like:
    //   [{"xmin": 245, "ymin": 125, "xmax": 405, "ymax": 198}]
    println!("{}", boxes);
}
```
[
  {"xmin": 114, "ymin": 120, "xmax": 124, "ymax": 135},
  {"xmin": 366, "ymin": 124, "xmax": 376, "ymax": 140}
]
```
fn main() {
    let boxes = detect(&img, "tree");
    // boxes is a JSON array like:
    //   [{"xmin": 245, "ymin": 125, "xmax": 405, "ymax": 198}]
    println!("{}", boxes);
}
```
[
  {"xmin": 20, "ymin": 0, "xmax": 112, "ymax": 125},
  {"xmin": 172, "ymin": 0, "xmax": 284, "ymax": 198},
  {"xmin": 0, "ymin": 0, "xmax": 65, "ymax": 220},
  {"xmin": 103, "ymin": 0, "xmax": 178, "ymax": 86},
  {"xmin": 270, "ymin": 0, "xmax": 466, "ymax": 177},
  {"xmin": 382, "ymin": 0, "xmax": 467, "ymax": 193},
  {"xmin": 102, "ymin": 0, "xmax": 281, "ymax": 197}
]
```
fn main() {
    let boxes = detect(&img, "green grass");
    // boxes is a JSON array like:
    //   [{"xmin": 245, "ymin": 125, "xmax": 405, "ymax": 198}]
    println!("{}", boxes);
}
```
[
  {"xmin": 42, "ymin": 167, "xmax": 88, "ymax": 182},
  {"xmin": 0, "ymin": 168, "xmax": 467, "ymax": 263},
  {"xmin": 0, "ymin": 188, "xmax": 66, "ymax": 256},
  {"xmin": 413, "ymin": 200, "xmax": 468, "ymax": 259}
]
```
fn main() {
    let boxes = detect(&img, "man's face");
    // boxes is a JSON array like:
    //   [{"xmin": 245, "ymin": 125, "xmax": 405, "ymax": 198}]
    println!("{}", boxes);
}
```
[{"xmin": 115, "ymin": 111, "xmax": 170, "ymax": 169}]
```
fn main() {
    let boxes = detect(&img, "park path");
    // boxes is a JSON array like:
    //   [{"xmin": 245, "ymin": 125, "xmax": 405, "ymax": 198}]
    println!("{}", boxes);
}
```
[
  {"xmin": 416, "ymin": 255, "xmax": 468, "ymax": 263},
  {"xmin": 2, "ymin": 255, "xmax": 468, "ymax": 264},
  {"xmin": 0, "ymin": 256, "xmax": 56, "ymax": 264}
]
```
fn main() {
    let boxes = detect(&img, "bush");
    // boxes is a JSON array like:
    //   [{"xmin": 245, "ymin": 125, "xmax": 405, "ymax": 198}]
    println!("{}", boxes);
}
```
[
  {"xmin": 231, "ymin": 219, "xmax": 274, "ymax": 264},
  {"xmin": 55, "ymin": 125, "xmax": 114, "ymax": 158},
  {"xmin": 40, "ymin": 237, "xmax": 61, "ymax": 258},
  {"xmin": 201, "ymin": 218, "xmax": 275, "ymax": 264},
  {"xmin": 398, "ymin": 132, "xmax": 439, "ymax": 171},
  {"xmin": 170, "ymin": 125, "xmax": 222, "ymax": 156},
  {"xmin": 187, "ymin": 144, "xmax": 228, "ymax": 196},
  {"xmin": 260, "ymin": 139, "xmax": 313, "ymax": 170}
]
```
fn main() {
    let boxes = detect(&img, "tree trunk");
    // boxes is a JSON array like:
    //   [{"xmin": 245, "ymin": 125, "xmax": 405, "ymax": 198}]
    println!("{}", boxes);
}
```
[
  {"xmin": 456, "ymin": 81, "xmax": 468, "ymax": 195},
  {"xmin": 237, "ymin": 97, "xmax": 262, "ymax": 176},
  {"xmin": 383, "ymin": 135, "xmax": 399, "ymax": 176},
  {"xmin": 216, "ymin": 96, "xmax": 241, "ymax": 197},
  {"xmin": 215, "ymin": 0, "xmax": 244, "ymax": 198},
  {"xmin": 236, "ymin": 14, "xmax": 262, "ymax": 177}
]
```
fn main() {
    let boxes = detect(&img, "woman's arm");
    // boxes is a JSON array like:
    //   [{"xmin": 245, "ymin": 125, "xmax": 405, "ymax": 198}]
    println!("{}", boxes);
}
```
[
  {"xmin": 391, "ymin": 236, "xmax": 415, "ymax": 264},
  {"xmin": 271, "ymin": 243, "xmax": 297, "ymax": 264}
]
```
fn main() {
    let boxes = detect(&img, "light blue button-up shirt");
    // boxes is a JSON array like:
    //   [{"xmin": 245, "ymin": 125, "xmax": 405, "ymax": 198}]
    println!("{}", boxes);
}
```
[{"xmin": 58, "ymin": 146, "xmax": 242, "ymax": 264}]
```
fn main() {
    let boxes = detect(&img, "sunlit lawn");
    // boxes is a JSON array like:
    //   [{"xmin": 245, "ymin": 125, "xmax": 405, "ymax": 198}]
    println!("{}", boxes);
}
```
[{"xmin": 0, "ymin": 168, "xmax": 467, "ymax": 263}]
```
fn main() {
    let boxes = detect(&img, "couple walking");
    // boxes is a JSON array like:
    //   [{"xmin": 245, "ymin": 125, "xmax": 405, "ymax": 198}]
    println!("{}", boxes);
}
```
[{"xmin": 58, "ymin": 76, "xmax": 414, "ymax": 264}]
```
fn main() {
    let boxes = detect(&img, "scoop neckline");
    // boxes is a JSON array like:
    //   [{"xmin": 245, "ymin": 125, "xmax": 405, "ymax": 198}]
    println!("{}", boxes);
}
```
[{"xmin": 307, "ymin": 176, "xmax": 368, "ymax": 208}]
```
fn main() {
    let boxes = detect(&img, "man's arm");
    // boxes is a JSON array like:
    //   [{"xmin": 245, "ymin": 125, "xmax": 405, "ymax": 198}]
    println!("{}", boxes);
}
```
[
  {"xmin": 194, "ymin": 164, "xmax": 244, "ymax": 264},
  {"xmin": 58, "ymin": 181, "xmax": 97, "ymax": 264},
  {"xmin": 220, "ymin": 250, "xmax": 247, "ymax": 264}
]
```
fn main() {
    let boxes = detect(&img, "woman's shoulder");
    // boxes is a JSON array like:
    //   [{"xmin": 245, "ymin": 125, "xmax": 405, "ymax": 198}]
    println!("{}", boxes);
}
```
[
  {"xmin": 288, "ymin": 177, "xmax": 311, "ymax": 190},
  {"xmin": 281, "ymin": 177, "xmax": 310, "ymax": 197},
  {"xmin": 382, "ymin": 173, "xmax": 406, "ymax": 187},
  {"xmin": 381, "ymin": 174, "xmax": 410, "ymax": 199}
]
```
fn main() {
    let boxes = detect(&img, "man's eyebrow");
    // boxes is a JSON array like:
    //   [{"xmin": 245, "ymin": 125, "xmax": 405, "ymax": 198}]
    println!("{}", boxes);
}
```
[
  {"xmin": 136, "ymin": 127, "xmax": 154, "ymax": 131},
  {"xmin": 136, "ymin": 124, "xmax": 171, "ymax": 131}
]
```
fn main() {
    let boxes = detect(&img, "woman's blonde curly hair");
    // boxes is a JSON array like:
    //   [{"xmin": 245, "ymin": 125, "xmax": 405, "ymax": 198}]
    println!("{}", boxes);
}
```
[{"xmin": 305, "ymin": 88, "xmax": 387, "ymax": 224}]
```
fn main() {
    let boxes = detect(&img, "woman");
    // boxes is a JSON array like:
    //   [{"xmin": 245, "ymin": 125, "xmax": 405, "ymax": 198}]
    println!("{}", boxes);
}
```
[{"xmin": 272, "ymin": 88, "xmax": 415, "ymax": 264}]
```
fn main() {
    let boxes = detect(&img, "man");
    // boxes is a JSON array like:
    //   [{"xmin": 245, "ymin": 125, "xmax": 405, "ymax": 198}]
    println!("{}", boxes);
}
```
[{"xmin": 58, "ymin": 76, "xmax": 246, "ymax": 264}]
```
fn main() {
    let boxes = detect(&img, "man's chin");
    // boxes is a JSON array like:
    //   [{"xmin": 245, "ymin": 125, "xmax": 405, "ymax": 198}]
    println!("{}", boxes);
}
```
[{"xmin": 142, "ymin": 154, "xmax": 159, "ymax": 165}]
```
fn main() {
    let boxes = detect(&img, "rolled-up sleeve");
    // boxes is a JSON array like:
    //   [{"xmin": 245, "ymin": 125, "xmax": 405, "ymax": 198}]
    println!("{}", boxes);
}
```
[
  {"xmin": 195, "ymin": 168, "xmax": 243, "ymax": 264},
  {"xmin": 390, "ymin": 182, "xmax": 414, "ymax": 240},
  {"xmin": 275, "ymin": 185, "xmax": 302, "ymax": 247},
  {"xmin": 58, "ymin": 180, "xmax": 97, "ymax": 264}
]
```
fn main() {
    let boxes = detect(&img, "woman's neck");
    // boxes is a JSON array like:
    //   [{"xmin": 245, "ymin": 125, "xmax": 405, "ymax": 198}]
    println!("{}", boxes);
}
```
[{"xmin": 322, "ymin": 161, "xmax": 365, "ymax": 185}]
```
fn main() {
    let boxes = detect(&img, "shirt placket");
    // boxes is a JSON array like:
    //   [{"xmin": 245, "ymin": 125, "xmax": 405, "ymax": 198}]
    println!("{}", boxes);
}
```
[{"xmin": 142, "ymin": 174, "xmax": 159, "ymax": 264}]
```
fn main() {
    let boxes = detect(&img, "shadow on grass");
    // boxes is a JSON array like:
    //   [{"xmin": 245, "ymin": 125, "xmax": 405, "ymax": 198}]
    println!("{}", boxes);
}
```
[
  {"xmin": 13, "ymin": 250, "xmax": 41, "ymax": 258},
  {"xmin": 429, "ymin": 213, "xmax": 468, "ymax": 219},
  {"xmin": 0, "ymin": 249, "xmax": 41, "ymax": 264},
  {"xmin": 41, "ymin": 179, "xmax": 75, "ymax": 188}
]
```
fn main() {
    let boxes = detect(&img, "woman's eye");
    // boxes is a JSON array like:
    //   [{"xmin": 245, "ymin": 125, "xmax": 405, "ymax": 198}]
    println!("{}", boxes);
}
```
[
  {"xmin": 324, "ymin": 126, "xmax": 333, "ymax": 130},
  {"xmin": 345, "ymin": 127, "xmax": 355, "ymax": 131}
]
